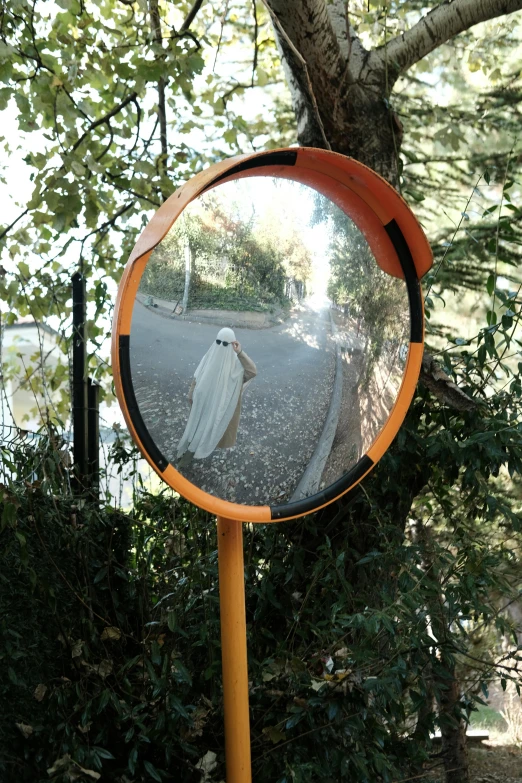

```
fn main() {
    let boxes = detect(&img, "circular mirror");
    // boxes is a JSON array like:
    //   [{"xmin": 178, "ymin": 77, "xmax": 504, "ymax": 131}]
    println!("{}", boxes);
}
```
[{"xmin": 113, "ymin": 148, "xmax": 432, "ymax": 522}]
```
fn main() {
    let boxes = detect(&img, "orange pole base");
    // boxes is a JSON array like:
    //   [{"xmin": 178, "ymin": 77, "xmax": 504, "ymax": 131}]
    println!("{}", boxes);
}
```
[{"xmin": 217, "ymin": 517, "xmax": 252, "ymax": 783}]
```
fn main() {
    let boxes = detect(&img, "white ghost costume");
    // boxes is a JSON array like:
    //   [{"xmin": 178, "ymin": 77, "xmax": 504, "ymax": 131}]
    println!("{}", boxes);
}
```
[{"xmin": 177, "ymin": 327, "xmax": 256, "ymax": 460}]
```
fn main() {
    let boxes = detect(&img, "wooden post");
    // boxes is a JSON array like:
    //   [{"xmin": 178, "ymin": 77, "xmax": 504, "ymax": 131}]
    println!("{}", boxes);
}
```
[{"xmin": 217, "ymin": 517, "xmax": 252, "ymax": 783}]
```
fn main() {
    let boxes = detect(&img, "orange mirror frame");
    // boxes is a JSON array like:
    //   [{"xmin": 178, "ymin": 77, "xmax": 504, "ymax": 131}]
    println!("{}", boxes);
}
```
[{"xmin": 112, "ymin": 147, "xmax": 433, "ymax": 523}]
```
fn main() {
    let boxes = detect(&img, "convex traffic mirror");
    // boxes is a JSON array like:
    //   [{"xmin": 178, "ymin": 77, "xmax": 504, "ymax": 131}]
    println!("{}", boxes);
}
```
[{"xmin": 113, "ymin": 148, "xmax": 432, "ymax": 522}]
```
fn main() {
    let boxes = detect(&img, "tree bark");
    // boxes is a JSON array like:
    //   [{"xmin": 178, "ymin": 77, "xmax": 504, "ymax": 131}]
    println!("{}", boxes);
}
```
[
  {"xmin": 439, "ymin": 665, "xmax": 470, "ymax": 783},
  {"xmin": 266, "ymin": 0, "xmax": 522, "ymax": 184},
  {"xmin": 149, "ymin": 0, "xmax": 169, "ymax": 198},
  {"xmin": 412, "ymin": 519, "xmax": 470, "ymax": 783}
]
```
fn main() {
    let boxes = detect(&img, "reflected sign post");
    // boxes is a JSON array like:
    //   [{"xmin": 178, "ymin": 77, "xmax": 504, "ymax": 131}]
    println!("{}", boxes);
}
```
[{"xmin": 112, "ymin": 148, "xmax": 433, "ymax": 783}]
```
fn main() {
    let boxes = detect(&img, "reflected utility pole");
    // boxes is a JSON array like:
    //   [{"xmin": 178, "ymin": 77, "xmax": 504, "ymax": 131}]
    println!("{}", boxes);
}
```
[{"xmin": 182, "ymin": 236, "xmax": 191, "ymax": 313}]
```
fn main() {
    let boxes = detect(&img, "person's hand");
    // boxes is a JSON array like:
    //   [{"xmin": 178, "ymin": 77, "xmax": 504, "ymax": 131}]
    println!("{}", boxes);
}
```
[{"xmin": 232, "ymin": 341, "xmax": 242, "ymax": 354}]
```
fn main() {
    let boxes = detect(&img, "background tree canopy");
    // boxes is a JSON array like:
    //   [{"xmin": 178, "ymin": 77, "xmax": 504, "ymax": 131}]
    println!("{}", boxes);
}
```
[
  {"xmin": 139, "ymin": 187, "xmax": 312, "ymax": 312},
  {"xmin": 1, "ymin": 2, "xmax": 522, "ymax": 783}
]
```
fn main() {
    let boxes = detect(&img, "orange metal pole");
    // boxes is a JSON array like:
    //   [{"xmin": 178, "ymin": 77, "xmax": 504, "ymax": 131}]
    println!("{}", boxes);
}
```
[{"xmin": 217, "ymin": 516, "xmax": 252, "ymax": 783}]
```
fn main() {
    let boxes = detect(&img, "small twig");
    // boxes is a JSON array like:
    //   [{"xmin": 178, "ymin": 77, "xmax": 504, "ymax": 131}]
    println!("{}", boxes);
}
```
[
  {"xmin": 94, "ymin": 121, "xmax": 114, "ymax": 162},
  {"xmin": 0, "ymin": 206, "xmax": 31, "ymax": 242},
  {"xmin": 213, "ymin": 0, "xmax": 230, "ymax": 71},
  {"xmin": 251, "ymin": 0, "xmax": 259, "ymax": 86},
  {"xmin": 492, "ymin": 146, "xmax": 515, "ymax": 322},
  {"xmin": 424, "ymin": 173, "xmax": 484, "ymax": 299},
  {"xmin": 70, "ymin": 91, "xmax": 138, "ymax": 154},
  {"xmin": 345, "ymin": 1, "xmax": 352, "ymax": 63},
  {"xmin": 81, "ymin": 202, "xmax": 135, "ymax": 243},
  {"xmin": 149, "ymin": 0, "xmax": 168, "ymax": 186}
]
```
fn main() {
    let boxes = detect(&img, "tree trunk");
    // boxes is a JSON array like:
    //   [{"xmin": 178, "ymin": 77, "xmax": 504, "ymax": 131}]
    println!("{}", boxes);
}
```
[
  {"xmin": 412, "ymin": 519, "xmax": 470, "ymax": 783},
  {"xmin": 267, "ymin": 0, "xmax": 522, "ymax": 184},
  {"xmin": 268, "ymin": 0, "xmax": 402, "ymax": 183},
  {"xmin": 439, "ymin": 662, "xmax": 470, "ymax": 783}
]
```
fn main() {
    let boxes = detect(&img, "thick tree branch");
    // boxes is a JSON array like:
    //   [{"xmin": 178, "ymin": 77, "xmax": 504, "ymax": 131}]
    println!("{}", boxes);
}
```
[
  {"xmin": 327, "ymin": 0, "xmax": 368, "ymax": 75},
  {"xmin": 149, "ymin": 0, "xmax": 168, "ymax": 199},
  {"xmin": 420, "ymin": 352, "xmax": 478, "ymax": 412},
  {"xmin": 263, "ymin": 0, "xmax": 347, "ymax": 147},
  {"xmin": 379, "ymin": 0, "xmax": 522, "ymax": 79},
  {"xmin": 180, "ymin": 0, "xmax": 205, "ymax": 33}
]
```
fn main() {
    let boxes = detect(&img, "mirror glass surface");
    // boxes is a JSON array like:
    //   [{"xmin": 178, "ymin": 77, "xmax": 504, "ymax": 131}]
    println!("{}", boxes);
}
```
[{"xmin": 130, "ymin": 177, "xmax": 410, "ymax": 507}]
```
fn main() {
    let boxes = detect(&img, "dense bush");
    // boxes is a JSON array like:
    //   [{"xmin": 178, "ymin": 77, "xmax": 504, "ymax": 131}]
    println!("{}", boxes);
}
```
[{"xmin": 2, "ymin": 409, "xmax": 521, "ymax": 782}]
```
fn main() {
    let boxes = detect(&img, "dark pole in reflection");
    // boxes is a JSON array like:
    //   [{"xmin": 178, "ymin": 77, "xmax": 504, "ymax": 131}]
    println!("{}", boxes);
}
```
[
  {"xmin": 87, "ymin": 377, "xmax": 100, "ymax": 498},
  {"xmin": 72, "ymin": 272, "xmax": 88, "ymax": 493}
]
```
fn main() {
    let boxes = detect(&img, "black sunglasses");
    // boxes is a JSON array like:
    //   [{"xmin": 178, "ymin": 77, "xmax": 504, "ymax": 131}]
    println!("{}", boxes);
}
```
[{"xmin": 216, "ymin": 339, "xmax": 230, "ymax": 346}]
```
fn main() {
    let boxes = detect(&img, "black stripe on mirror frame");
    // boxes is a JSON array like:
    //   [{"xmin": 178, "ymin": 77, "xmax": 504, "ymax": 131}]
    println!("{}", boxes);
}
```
[
  {"xmin": 384, "ymin": 219, "xmax": 423, "ymax": 344},
  {"xmin": 270, "ymin": 455, "xmax": 374, "ymax": 520},
  {"xmin": 119, "ymin": 335, "xmax": 169, "ymax": 473},
  {"xmin": 207, "ymin": 149, "xmax": 298, "ymax": 189}
]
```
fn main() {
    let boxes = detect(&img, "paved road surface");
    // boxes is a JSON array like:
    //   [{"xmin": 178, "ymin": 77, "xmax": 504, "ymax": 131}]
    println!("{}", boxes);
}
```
[{"xmin": 130, "ymin": 301, "xmax": 335, "ymax": 506}]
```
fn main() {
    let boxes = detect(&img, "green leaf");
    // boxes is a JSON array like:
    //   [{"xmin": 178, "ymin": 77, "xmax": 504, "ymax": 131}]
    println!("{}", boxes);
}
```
[
  {"xmin": 94, "ymin": 566, "xmax": 108, "ymax": 584},
  {"xmin": 71, "ymin": 161, "xmax": 86, "ymax": 176},
  {"xmin": 285, "ymin": 713, "xmax": 303, "ymax": 730},
  {"xmin": 263, "ymin": 726, "xmax": 286, "ymax": 743},
  {"xmin": 169, "ymin": 695, "xmax": 189, "ymax": 719},
  {"xmin": 15, "ymin": 531, "xmax": 26, "ymax": 547},
  {"xmin": 502, "ymin": 314, "xmax": 513, "ymax": 330},
  {"xmin": 327, "ymin": 701, "xmax": 340, "ymax": 720},
  {"xmin": 257, "ymin": 67, "xmax": 269, "ymax": 86},
  {"xmin": 1, "ymin": 502, "xmax": 17, "ymax": 530},
  {"xmin": 151, "ymin": 640, "xmax": 161, "ymax": 666},
  {"xmin": 0, "ymin": 42, "xmax": 15, "ymax": 62},
  {"xmin": 98, "ymin": 690, "xmax": 111, "ymax": 713},
  {"xmin": 93, "ymin": 747, "xmax": 115, "ymax": 760},
  {"xmin": 143, "ymin": 760, "xmax": 162, "ymax": 781},
  {"xmin": 128, "ymin": 747, "xmax": 138, "ymax": 775},
  {"xmin": 404, "ymin": 188, "xmax": 425, "ymax": 202}
]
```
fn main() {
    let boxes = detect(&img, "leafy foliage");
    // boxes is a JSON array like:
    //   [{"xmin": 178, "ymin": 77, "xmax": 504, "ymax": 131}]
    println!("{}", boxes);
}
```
[
  {"xmin": 2, "ymin": 2, "xmax": 522, "ymax": 783},
  {"xmin": 1, "ymin": 328, "xmax": 522, "ymax": 780}
]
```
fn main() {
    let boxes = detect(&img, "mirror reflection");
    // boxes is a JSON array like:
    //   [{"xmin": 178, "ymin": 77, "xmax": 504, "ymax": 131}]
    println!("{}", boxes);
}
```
[{"xmin": 130, "ymin": 177, "xmax": 410, "ymax": 507}]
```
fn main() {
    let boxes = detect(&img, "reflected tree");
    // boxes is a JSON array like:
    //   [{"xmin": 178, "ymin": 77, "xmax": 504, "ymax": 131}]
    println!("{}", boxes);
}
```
[
  {"xmin": 140, "ymin": 187, "xmax": 313, "ymax": 311},
  {"xmin": 315, "ymin": 196, "xmax": 409, "ymax": 381}
]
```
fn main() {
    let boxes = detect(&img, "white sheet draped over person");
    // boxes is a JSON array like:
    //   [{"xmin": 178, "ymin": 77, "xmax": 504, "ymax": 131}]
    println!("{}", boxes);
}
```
[{"xmin": 176, "ymin": 327, "xmax": 257, "ymax": 462}]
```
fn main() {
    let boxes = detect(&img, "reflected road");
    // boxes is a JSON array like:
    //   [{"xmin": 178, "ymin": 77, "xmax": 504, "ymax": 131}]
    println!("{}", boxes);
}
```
[{"xmin": 130, "ymin": 302, "xmax": 335, "ymax": 506}]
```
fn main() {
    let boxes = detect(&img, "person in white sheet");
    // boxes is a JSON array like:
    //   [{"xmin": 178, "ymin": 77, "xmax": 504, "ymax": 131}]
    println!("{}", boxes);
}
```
[{"xmin": 177, "ymin": 327, "xmax": 256, "ymax": 463}]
